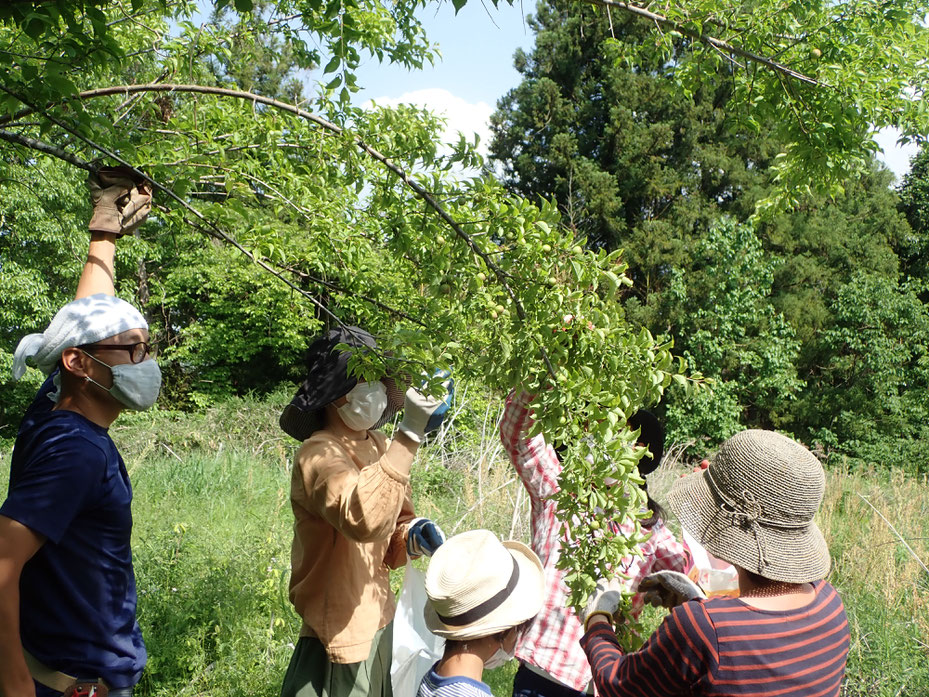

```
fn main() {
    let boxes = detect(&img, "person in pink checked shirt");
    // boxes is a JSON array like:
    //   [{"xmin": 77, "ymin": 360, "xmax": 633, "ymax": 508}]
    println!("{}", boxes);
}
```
[{"xmin": 499, "ymin": 391, "xmax": 692, "ymax": 697}]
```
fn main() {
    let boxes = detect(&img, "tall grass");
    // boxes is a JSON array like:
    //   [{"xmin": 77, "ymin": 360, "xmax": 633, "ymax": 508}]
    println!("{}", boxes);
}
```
[{"xmin": 1, "ymin": 392, "xmax": 926, "ymax": 696}]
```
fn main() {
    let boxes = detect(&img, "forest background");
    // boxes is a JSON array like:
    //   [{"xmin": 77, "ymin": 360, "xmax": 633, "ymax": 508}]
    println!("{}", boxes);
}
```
[{"xmin": 0, "ymin": 0, "xmax": 928, "ymax": 694}]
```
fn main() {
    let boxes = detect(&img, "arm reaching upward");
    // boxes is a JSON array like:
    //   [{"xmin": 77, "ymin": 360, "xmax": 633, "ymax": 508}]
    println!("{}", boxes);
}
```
[
  {"xmin": 75, "ymin": 168, "xmax": 152, "ymax": 300},
  {"xmin": 74, "ymin": 232, "xmax": 118, "ymax": 299}
]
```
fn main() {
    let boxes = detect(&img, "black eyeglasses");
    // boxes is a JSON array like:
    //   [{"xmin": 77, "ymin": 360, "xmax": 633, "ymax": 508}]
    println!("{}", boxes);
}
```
[{"xmin": 79, "ymin": 341, "xmax": 153, "ymax": 364}]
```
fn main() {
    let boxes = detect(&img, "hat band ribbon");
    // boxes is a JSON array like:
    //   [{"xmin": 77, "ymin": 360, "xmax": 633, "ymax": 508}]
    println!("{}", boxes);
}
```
[
  {"xmin": 704, "ymin": 469, "xmax": 809, "ymax": 571},
  {"xmin": 436, "ymin": 557, "xmax": 520, "ymax": 627}
]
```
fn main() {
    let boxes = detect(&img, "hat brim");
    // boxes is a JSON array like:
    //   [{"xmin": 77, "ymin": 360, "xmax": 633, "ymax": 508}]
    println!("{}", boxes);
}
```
[
  {"xmin": 281, "ymin": 374, "xmax": 408, "ymax": 441},
  {"xmin": 668, "ymin": 469, "xmax": 831, "ymax": 584},
  {"xmin": 424, "ymin": 540, "xmax": 545, "ymax": 640}
]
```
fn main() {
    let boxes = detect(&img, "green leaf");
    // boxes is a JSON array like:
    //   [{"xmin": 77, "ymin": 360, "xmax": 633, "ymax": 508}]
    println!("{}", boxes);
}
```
[{"xmin": 323, "ymin": 56, "xmax": 341, "ymax": 74}]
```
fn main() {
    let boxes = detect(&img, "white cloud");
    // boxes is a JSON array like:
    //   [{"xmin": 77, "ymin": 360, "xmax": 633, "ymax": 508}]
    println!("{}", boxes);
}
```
[
  {"xmin": 874, "ymin": 127, "xmax": 919, "ymax": 183},
  {"xmin": 364, "ymin": 88, "xmax": 493, "ymax": 157}
]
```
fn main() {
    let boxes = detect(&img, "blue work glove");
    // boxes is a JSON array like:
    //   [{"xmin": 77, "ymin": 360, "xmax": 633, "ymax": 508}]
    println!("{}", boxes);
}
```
[
  {"xmin": 407, "ymin": 517, "xmax": 446, "ymax": 557},
  {"xmin": 397, "ymin": 370, "xmax": 454, "ymax": 443}
]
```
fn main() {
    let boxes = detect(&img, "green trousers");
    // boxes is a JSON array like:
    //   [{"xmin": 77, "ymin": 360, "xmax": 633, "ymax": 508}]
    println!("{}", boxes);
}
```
[{"xmin": 280, "ymin": 623, "xmax": 394, "ymax": 697}]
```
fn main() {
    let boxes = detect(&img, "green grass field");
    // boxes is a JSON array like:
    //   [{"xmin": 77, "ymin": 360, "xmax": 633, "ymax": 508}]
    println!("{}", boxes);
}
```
[{"xmin": 2, "ymin": 393, "xmax": 927, "ymax": 696}]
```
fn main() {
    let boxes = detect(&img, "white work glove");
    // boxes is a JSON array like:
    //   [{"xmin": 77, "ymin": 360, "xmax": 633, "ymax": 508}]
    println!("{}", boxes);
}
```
[
  {"xmin": 637, "ymin": 570, "xmax": 706, "ymax": 609},
  {"xmin": 579, "ymin": 577, "xmax": 624, "ymax": 631},
  {"xmin": 87, "ymin": 166, "xmax": 152, "ymax": 236},
  {"xmin": 406, "ymin": 517, "xmax": 446, "ymax": 557},
  {"xmin": 396, "ymin": 370, "xmax": 454, "ymax": 444}
]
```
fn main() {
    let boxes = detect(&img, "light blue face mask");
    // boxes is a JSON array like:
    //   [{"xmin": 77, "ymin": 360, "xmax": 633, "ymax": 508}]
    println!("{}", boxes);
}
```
[{"xmin": 82, "ymin": 351, "xmax": 162, "ymax": 411}]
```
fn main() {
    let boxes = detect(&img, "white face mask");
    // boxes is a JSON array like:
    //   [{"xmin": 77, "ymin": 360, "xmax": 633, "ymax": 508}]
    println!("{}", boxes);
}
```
[
  {"xmin": 83, "ymin": 352, "xmax": 162, "ymax": 411},
  {"xmin": 483, "ymin": 644, "xmax": 516, "ymax": 670},
  {"xmin": 337, "ymin": 381, "xmax": 388, "ymax": 432}
]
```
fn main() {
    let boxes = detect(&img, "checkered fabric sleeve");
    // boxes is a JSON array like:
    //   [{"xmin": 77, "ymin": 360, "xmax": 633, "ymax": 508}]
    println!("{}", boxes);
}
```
[
  {"xmin": 499, "ymin": 390, "xmax": 593, "ymax": 692},
  {"xmin": 621, "ymin": 521, "xmax": 693, "ymax": 617}
]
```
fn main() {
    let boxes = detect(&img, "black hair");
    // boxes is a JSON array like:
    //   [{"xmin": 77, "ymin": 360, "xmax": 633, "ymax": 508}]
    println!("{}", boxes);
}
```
[
  {"xmin": 640, "ymin": 488, "xmax": 666, "ymax": 529},
  {"xmin": 627, "ymin": 410, "xmax": 664, "ymax": 476},
  {"xmin": 629, "ymin": 410, "xmax": 666, "ymax": 527}
]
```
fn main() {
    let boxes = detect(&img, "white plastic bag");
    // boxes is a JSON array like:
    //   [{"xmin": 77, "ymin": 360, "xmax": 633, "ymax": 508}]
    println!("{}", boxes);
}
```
[
  {"xmin": 391, "ymin": 563, "xmax": 445, "ymax": 696},
  {"xmin": 682, "ymin": 529, "xmax": 740, "ymax": 597}
]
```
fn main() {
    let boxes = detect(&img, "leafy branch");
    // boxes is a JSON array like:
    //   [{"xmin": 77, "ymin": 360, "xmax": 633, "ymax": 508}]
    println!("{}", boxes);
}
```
[
  {"xmin": 580, "ymin": 0, "xmax": 823, "ymax": 88},
  {"xmin": 0, "ymin": 81, "xmax": 561, "ymax": 379}
]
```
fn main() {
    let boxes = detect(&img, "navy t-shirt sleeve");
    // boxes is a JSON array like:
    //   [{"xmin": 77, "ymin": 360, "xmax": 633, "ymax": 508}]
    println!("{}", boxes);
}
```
[{"xmin": 1, "ymin": 424, "xmax": 105, "ymax": 545}]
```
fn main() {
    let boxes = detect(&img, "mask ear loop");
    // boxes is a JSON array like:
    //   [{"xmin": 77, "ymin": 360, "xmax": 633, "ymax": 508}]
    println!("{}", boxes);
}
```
[{"xmin": 79, "ymin": 349, "xmax": 114, "ymax": 395}]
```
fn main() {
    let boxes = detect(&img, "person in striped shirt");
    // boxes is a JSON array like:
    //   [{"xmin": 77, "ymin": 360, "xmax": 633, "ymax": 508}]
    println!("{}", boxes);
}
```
[
  {"xmin": 500, "ymin": 391, "xmax": 692, "ymax": 697},
  {"xmin": 579, "ymin": 429, "xmax": 850, "ymax": 697}
]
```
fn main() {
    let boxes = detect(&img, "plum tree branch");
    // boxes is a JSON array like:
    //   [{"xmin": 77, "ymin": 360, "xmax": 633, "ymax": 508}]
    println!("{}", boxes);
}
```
[
  {"xmin": 0, "ymin": 128, "xmax": 94, "ymax": 171},
  {"xmin": 580, "ymin": 0, "xmax": 824, "ymax": 88},
  {"xmin": 0, "ymin": 82, "xmax": 560, "ymax": 379},
  {"xmin": 0, "ymin": 86, "xmax": 406, "ymax": 369}
]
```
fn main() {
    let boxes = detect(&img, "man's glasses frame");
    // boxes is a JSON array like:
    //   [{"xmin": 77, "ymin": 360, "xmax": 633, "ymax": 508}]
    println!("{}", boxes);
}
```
[{"xmin": 78, "ymin": 341, "xmax": 153, "ymax": 364}]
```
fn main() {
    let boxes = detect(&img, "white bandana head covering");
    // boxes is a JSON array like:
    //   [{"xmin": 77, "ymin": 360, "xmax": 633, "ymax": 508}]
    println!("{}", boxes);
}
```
[{"xmin": 12, "ymin": 293, "xmax": 148, "ymax": 381}]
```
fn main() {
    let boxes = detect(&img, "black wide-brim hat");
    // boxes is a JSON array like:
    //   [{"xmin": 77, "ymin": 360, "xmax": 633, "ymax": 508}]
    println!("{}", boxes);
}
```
[{"xmin": 279, "ymin": 326, "xmax": 406, "ymax": 441}]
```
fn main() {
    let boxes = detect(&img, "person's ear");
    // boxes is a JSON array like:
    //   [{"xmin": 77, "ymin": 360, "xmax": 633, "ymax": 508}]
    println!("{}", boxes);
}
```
[
  {"xmin": 499, "ymin": 627, "xmax": 517, "ymax": 644},
  {"xmin": 60, "ymin": 347, "xmax": 89, "ymax": 379}
]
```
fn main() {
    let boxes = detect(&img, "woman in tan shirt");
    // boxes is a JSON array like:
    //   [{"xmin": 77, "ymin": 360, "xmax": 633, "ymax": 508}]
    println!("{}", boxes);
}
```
[{"xmin": 279, "ymin": 327, "xmax": 452, "ymax": 697}]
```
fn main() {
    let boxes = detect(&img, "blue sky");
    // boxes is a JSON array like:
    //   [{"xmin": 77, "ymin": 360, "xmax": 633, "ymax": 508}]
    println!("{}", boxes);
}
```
[
  {"xmin": 351, "ymin": 1, "xmax": 535, "ymax": 160},
  {"xmin": 345, "ymin": 1, "xmax": 917, "ymax": 181},
  {"xmin": 354, "ymin": 0, "xmax": 535, "ymax": 105}
]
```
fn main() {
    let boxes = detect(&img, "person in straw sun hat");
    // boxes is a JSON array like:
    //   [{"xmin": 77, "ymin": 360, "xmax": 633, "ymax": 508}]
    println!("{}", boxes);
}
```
[
  {"xmin": 418, "ymin": 530, "xmax": 545, "ymax": 697},
  {"xmin": 578, "ymin": 429, "xmax": 850, "ymax": 697}
]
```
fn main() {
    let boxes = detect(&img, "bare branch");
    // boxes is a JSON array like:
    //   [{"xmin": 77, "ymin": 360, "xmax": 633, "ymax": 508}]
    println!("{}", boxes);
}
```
[{"xmin": 0, "ymin": 128, "xmax": 94, "ymax": 171}]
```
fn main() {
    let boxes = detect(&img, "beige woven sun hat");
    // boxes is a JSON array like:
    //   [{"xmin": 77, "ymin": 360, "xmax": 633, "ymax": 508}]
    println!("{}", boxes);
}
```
[
  {"xmin": 667, "ymin": 429, "xmax": 831, "ymax": 584},
  {"xmin": 424, "ymin": 529, "xmax": 544, "ymax": 641}
]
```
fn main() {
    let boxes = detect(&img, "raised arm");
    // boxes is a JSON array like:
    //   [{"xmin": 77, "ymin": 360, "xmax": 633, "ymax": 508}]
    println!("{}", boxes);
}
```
[
  {"xmin": 75, "ymin": 169, "xmax": 152, "ymax": 300},
  {"xmin": 581, "ymin": 601, "xmax": 718, "ymax": 697},
  {"xmin": 74, "ymin": 232, "xmax": 118, "ymax": 299},
  {"xmin": 500, "ymin": 389, "xmax": 561, "ymax": 500},
  {"xmin": 302, "ymin": 436, "xmax": 416, "ymax": 543}
]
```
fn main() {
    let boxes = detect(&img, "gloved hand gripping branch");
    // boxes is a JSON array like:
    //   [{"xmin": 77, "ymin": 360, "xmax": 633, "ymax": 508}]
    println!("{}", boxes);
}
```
[
  {"xmin": 407, "ymin": 518, "xmax": 446, "ymax": 557},
  {"xmin": 579, "ymin": 577, "xmax": 625, "ymax": 631},
  {"xmin": 637, "ymin": 570, "xmax": 706, "ymax": 609},
  {"xmin": 397, "ymin": 370, "xmax": 454, "ymax": 444},
  {"xmin": 87, "ymin": 166, "xmax": 153, "ymax": 236}
]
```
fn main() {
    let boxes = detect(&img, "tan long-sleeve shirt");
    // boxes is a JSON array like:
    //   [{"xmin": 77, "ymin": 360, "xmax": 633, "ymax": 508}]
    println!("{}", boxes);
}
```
[{"xmin": 288, "ymin": 428, "xmax": 414, "ymax": 663}]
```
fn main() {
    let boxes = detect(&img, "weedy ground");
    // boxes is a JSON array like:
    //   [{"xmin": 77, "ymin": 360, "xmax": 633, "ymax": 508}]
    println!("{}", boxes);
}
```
[{"xmin": 1, "ymin": 392, "xmax": 926, "ymax": 696}]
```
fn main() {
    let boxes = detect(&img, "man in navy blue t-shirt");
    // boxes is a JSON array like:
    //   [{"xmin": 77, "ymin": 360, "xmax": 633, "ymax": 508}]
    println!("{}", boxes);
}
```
[{"xmin": 0, "ymin": 170, "xmax": 157, "ymax": 697}]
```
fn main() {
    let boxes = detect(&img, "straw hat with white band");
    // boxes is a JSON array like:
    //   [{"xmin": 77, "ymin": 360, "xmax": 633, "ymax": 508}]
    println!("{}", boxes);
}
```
[
  {"xmin": 667, "ymin": 429, "xmax": 831, "ymax": 584},
  {"xmin": 424, "ymin": 529, "xmax": 544, "ymax": 641}
]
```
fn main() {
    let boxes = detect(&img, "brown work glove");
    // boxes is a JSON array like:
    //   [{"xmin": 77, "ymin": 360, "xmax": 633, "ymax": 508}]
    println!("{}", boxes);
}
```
[{"xmin": 87, "ymin": 166, "xmax": 153, "ymax": 236}]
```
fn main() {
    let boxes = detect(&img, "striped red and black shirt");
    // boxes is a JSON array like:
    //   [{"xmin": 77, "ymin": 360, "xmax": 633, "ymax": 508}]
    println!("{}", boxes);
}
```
[{"xmin": 580, "ymin": 580, "xmax": 849, "ymax": 697}]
